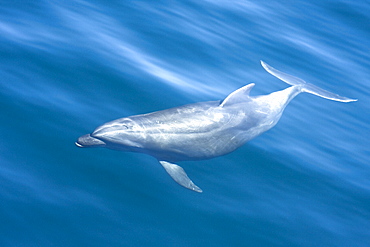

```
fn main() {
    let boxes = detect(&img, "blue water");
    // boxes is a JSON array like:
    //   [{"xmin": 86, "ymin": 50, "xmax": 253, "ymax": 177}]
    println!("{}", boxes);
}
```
[{"xmin": 1, "ymin": 1, "xmax": 369, "ymax": 246}]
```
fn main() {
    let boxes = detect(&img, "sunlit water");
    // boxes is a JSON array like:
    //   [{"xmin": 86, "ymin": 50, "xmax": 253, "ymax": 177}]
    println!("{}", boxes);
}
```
[{"xmin": 1, "ymin": 1, "xmax": 369, "ymax": 246}]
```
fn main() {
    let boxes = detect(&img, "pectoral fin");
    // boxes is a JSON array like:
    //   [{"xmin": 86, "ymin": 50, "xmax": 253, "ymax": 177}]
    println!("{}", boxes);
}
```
[{"xmin": 159, "ymin": 161, "xmax": 202, "ymax": 193}]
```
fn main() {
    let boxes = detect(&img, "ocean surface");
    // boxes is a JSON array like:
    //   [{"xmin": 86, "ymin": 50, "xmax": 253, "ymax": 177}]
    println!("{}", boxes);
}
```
[{"xmin": 1, "ymin": 1, "xmax": 369, "ymax": 246}]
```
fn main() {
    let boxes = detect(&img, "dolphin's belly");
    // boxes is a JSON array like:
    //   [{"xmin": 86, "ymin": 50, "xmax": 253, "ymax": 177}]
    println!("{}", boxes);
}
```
[{"xmin": 138, "ymin": 129, "xmax": 239, "ymax": 161}]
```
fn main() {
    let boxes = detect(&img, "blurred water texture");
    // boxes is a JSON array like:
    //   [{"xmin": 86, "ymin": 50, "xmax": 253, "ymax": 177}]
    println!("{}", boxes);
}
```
[{"xmin": 1, "ymin": 1, "xmax": 369, "ymax": 246}]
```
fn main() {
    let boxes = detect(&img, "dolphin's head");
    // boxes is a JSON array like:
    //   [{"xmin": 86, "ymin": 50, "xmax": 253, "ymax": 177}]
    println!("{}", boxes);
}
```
[{"xmin": 75, "ymin": 118, "xmax": 143, "ymax": 151}]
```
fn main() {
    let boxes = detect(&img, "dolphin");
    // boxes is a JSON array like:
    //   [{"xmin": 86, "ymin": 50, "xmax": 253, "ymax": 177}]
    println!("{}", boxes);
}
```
[{"xmin": 76, "ymin": 61, "xmax": 356, "ymax": 192}]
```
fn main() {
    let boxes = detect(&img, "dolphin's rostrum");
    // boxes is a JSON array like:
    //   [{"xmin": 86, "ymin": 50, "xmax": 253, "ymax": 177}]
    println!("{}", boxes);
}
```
[{"xmin": 76, "ymin": 61, "xmax": 356, "ymax": 192}]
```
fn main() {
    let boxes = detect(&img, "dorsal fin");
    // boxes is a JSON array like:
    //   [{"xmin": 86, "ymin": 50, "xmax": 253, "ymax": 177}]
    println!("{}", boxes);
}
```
[{"xmin": 220, "ymin": 83, "xmax": 255, "ymax": 107}]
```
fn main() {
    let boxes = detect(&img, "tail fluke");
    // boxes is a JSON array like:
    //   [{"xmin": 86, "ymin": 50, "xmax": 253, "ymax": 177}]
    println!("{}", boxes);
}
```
[{"xmin": 261, "ymin": 61, "xmax": 357, "ymax": 102}]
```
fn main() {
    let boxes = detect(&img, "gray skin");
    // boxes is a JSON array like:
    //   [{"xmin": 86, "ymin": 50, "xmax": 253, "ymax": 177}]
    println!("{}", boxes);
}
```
[{"xmin": 76, "ymin": 61, "xmax": 356, "ymax": 192}]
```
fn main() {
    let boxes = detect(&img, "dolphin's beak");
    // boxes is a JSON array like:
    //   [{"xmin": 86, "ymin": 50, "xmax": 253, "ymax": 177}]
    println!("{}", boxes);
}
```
[
  {"xmin": 75, "ymin": 142, "xmax": 84, "ymax": 147},
  {"xmin": 75, "ymin": 134, "xmax": 106, "ymax": 148}
]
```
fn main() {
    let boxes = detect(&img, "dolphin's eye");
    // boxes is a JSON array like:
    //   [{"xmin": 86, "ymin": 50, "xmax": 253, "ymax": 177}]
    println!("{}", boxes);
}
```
[{"xmin": 121, "ymin": 124, "xmax": 134, "ymax": 130}]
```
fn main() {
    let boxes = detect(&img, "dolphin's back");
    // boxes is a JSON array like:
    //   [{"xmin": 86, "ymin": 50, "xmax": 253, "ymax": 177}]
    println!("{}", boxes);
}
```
[{"xmin": 133, "ymin": 101, "xmax": 220, "ymax": 133}]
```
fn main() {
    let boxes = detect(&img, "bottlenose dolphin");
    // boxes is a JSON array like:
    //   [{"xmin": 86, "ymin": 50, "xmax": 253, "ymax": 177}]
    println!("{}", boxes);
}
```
[{"xmin": 76, "ymin": 61, "xmax": 356, "ymax": 192}]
